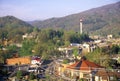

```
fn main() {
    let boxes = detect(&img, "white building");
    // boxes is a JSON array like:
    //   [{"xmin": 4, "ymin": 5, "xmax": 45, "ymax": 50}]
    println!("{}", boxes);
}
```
[{"xmin": 31, "ymin": 56, "xmax": 41, "ymax": 65}]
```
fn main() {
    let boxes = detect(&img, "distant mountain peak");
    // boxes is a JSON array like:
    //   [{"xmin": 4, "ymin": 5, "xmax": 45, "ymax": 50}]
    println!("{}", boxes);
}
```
[{"xmin": 0, "ymin": 15, "xmax": 33, "ymax": 28}]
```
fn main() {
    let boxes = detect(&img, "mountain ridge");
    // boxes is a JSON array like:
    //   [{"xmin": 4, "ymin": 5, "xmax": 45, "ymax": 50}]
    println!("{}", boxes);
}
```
[
  {"xmin": 0, "ymin": 15, "xmax": 33, "ymax": 28},
  {"xmin": 0, "ymin": 15, "xmax": 33, "ymax": 40},
  {"xmin": 30, "ymin": 1, "xmax": 120, "ymax": 36}
]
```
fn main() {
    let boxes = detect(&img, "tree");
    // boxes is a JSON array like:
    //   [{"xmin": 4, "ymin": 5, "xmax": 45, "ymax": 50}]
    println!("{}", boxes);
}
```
[
  {"xmin": 73, "ymin": 47, "xmax": 79, "ymax": 59},
  {"xmin": 0, "ymin": 31, "xmax": 8, "ymax": 42},
  {"xmin": 63, "ymin": 59, "xmax": 70, "ymax": 64},
  {"xmin": 86, "ymin": 48, "xmax": 111, "ymax": 67},
  {"xmin": 0, "ymin": 49, "xmax": 12, "ymax": 63},
  {"xmin": 7, "ymin": 45, "xmax": 17, "ymax": 53},
  {"xmin": 33, "ymin": 43, "xmax": 45, "ymax": 56},
  {"xmin": 110, "ymin": 45, "xmax": 120, "ymax": 54},
  {"xmin": 16, "ymin": 70, "xmax": 22, "ymax": 79},
  {"xmin": 29, "ymin": 72, "xmax": 34, "ymax": 80},
  {"xmin": 0, "ymin": 50, "xmax": 4, "ymax": 63},
  {"xmin": 19, "ymin": 40, "xmax": 36, "ymax": 56},
  {"xmin": 0, "ymin": 44, "xmax": 3, "ymax": 50},
  {"xmin": 69, "ymin": 33, "xmax": 90, "ymax": 43}
]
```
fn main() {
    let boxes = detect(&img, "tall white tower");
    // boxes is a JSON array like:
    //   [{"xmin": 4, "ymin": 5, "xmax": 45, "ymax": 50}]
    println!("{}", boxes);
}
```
[{"xmin": 80, "ymin": 19, "xmax": 83, "ymax": 34}]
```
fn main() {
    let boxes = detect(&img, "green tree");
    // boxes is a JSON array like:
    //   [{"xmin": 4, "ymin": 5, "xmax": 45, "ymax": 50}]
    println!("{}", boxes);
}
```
[
  {"xmin": 73, "ymin": 47, "xmax": 79, "ymax": 58},
  {"xmin": 16, "ymin": 70, "xmax": 22, "ymax": 79},
  {"xmin": 0, "ymin": 50, "xmax": 4, "ymax": 63},
  {"xmin": 0, "ymin": 31, "xmax": 8, "ymax": 42},
  {"xmin": 0, "ymin": 44, "xmax": 3, "ymax": 50},
  {"xmin": 7, "ymin": 45, "xmax": 17, "ymax": 53},
  {"xmin": 110, "ymin": 45, "xmax": 120, "ymax": 54},
  {"xmin": 63, "ymin": 59, "xmax": 70, "ymax": 64},
  {"xmin": 33, "ymin": 43, "xmax": 46, "ymax": 56},
  {"xmin": 29, "ymin": 72, "xmax": 34, "ymax": 80},
  {"xmin": 19, "ymin": 40, "xmax": 35, "ymax": 56},
  {"xmin": 86, "ymin": 48, "xmax": 111, "ymax": 67}
]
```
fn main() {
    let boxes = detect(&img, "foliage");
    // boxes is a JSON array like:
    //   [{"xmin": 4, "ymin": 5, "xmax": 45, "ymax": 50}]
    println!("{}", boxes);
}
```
[
  {"xmin": 7, "ymin": 45, "xmax": 17, "ymax": 53},
  {"xmin": 0, "ymin": 16, "xmax": 33, "ymax": 43},
  {"xmin": 110, "ymin": 45, "xmax": 120, "ymax": 54},
  {"xmin": 19, "ymin": 40, "xmax": 36, "ymax": 56},
  {"xmin": 29, "ymin": 72, "xmax": 34, "ymax": 80},
  {"xmin": 0, "ymin": 44, "xmax": 3, "ymax": 50},
  {"xmin": 73, "ymin": 47, "xmax": 79, "ymax": 58},
  {"xmin": 63, "ymin": 59, "xmax": 70, "ymax": 64},
  {"xmin": 0, "ymin": 49, "xmax": 13, "ymax": 63},
  {"xmin": 0, "ymin": 50, "xmax": 4, "ymax": 63},
  {"xmin": 69, "ymin": 33, "xmax": 90, "ymax": 43},
  {"xmin": 0, "ymin": 31, "xmax": 8, "ymax": 41},
  {"xmin": 85, "ymin": 48, "xmax": 111, "ymax": 67},
  {"xmin": 16, "ymin": 70, "xmax": 22, "ymax": 79},
  {"xmin": 79, "ymin": 78, "xmax": 85, "ymax": 81}
]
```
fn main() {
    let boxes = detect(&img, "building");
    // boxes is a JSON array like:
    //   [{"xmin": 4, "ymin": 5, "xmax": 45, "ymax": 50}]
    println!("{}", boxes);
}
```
[
  {"xmin": 22, "ymin": 32, "xmax": 37, "ymax": 40},
  {"xmin": 107, "ymin": 34, "xmax": 113, "ymax": 39},
  {"xmin": 66, "ymin": 58, "xmax": 103, "ymax": 80},
  {"xmin": 31, "ymin": 56, "xmax": 41, "ymax": 65},
  {"xmin": 55, "ymin": 58, "xmax": 120, "ymax": 81},
  {"xmin": 95, "ymin": 69, "xmax": 120, "ymax": 81},
  {"xmin": 6, "ymin": 56, "xmax": 31, "ymax": 65},
  {"xmin": 55, "ymin": 58, "xmax": 103, "ymax": 80},
  {"xmin": 58, "ymin": 47, "xmax": 82, "ymax": 57}
]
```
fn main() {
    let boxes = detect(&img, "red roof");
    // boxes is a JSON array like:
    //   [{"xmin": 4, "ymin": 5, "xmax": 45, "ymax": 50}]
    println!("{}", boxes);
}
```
[
  {"xmin": 67, "ymin": 59, "xmax": 103, "ymax": 71},
  {"xmin": 32, "ymin": 57, "xmax": 41, "ymax": 61}
]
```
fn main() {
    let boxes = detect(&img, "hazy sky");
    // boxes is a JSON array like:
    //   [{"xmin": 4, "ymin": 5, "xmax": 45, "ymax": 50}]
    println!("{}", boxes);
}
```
[{"xmin": 0, "ymin": 0, "xmax": 119, "ymax": 21}]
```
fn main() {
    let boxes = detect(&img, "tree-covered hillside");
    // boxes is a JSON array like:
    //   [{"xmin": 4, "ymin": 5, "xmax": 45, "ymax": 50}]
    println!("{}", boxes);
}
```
[
  {"xmin": 0, "ymin": 16, "xmax": 33, "ymax": 43},
  {"xmin": 31, "ymin": 2, "xmax": 120, "ymax": 36}
]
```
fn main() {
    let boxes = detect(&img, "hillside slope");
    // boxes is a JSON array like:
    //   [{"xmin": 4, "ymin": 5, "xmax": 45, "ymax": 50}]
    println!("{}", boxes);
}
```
[
  {"xmin": 31, "ymin": 2, "xmax": 120, "ymax": 36},
  {"xmin": 0, "ymin": 16, "xmax": 33, "ymax": 28},
  {"xmin": 0, "ymin": 16, "xmax": 33, "ymax": 42}
]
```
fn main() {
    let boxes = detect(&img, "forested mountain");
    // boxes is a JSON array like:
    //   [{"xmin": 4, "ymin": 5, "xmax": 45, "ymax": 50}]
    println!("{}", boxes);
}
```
[
  {"xmin": 31, "ymin": 2, "xmax": 120, "ymax": 36},
  {"xmin": 0, "ymin": 16, "xmax": 33, "ymax": 28},
  {"xmin": 0, "ymin": 16, "xmax": 33, "ymax": 43}
]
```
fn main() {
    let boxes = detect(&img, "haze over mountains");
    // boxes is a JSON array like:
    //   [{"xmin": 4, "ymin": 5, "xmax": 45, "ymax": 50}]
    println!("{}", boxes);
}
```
[
  {"xmin": 30, "ymin": 1, "xmax": 120, "ymax": 36},
  {"xmin": 0, "ymin": 1, "xmax": 120, "ymax": 36}
]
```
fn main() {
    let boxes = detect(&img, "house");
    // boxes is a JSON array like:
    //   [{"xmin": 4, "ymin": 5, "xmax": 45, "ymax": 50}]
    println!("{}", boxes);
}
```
[
  {"xmin": 22, "ymin": 32, "xmax": 37, "ymax": 40},
  {"xmin": 70, "ymin": 43, "xmax": 81, "ymax": 47},
  {"xmin": 31, "ymin": 56, "xmax": 41, "ymax": 65},
  {"xmin": 82, "ymin": 43, "xmax": 90, "ymax": 53},
  {"xmin": 55, "ymin": 58, "xmax": 103, "ymax": 80},
  {"xmin": 82, "ymin": 43, "xmax": 96, "ymax": 53},
  {"xmin": 107, "ymin": 34, "xmax": 113, "ymax": 39},
  {"xmin": 95, "ymin": 69, "xmax": 120, "ymax": 81},
  {"xmin": 56, "ymin": 58, "xmax": 120, "ymax": 81},
  {"xmin": 6, "ymin": 56, "xmax": 31, "ymax": 65},
  {"xmin": 66, "ymin": 58, "xmax": 103, "ymax": 80},
  {"xmin": 58, "ymin": 47, "xmax": 73, "ymax": 56},
  {"xmin": 58, "ymin": 47, "xmax": 82, "ymax": 57}
]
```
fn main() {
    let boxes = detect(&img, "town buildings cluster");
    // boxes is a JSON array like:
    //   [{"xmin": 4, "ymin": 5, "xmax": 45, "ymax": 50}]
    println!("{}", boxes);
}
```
[{"xmin": 1, "ymin": 31, "xmax": 120, "ymax": 81}]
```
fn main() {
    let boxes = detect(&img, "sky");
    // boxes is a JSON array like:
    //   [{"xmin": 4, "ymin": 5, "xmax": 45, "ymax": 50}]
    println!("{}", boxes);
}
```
[{"xmin": 0, "ymin": 0, "xmax": 119, "ymax": 21}]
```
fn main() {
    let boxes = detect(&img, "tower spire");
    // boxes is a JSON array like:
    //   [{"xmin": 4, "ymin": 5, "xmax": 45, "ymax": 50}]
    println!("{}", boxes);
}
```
[{"xmin": 80, "ymin": 19, "xmax": 83, "ymax": 34}]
